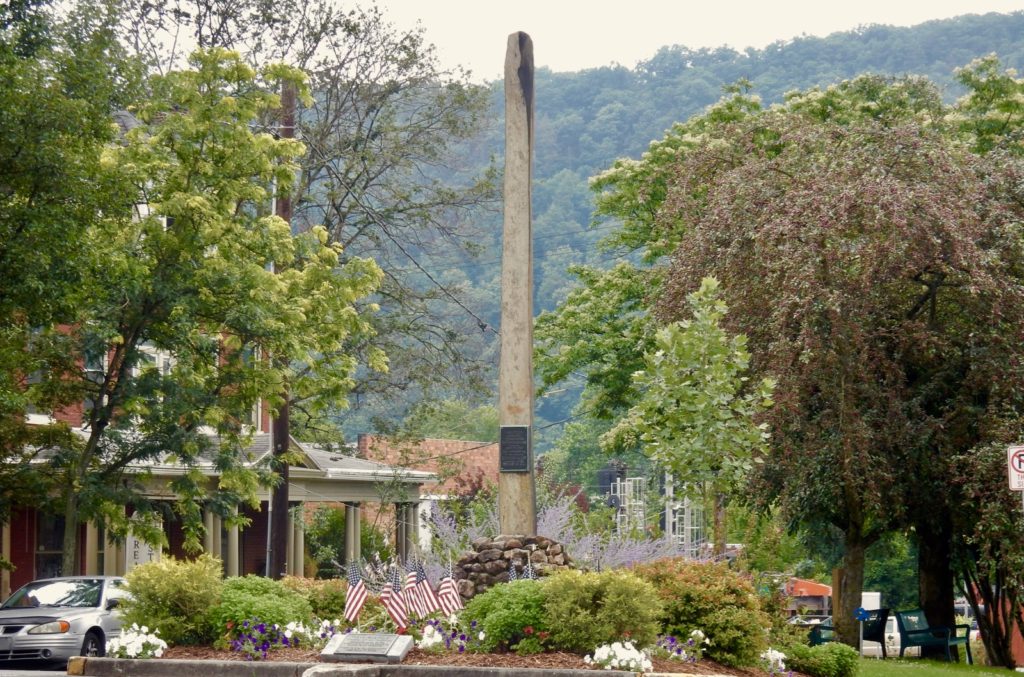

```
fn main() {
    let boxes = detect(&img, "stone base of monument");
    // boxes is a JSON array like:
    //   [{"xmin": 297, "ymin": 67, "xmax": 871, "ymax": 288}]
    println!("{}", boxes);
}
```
[{"xmin": 320, "ymin": 632, "xmax": 414, "ymax": 664}]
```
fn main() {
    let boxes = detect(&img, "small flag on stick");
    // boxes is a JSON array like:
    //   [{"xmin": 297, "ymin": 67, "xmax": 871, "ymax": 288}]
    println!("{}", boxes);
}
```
[
  {"xmin": 343, "ymin": 561, "xmax": 368, "ymax": 623},
  {"xmin": 416, "ymin": 560, "xmax": 441, "ymax": 614},
  {"xmin": 380, "ymin": 566, "xmax": 408, "ymax": 630},
  {"xmin": 403, "ymin": 560, "xmax": 427, "ymax": 618},
  {"xmin": 437, "ymin": 558, "xmax": 464, "ymax": 615}
]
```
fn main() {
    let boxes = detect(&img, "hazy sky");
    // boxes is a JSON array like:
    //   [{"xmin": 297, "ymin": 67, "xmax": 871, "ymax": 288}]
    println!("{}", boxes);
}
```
[{"xmin": 377, "ymin": 0, "xmax": 1024, "ymax": 81}]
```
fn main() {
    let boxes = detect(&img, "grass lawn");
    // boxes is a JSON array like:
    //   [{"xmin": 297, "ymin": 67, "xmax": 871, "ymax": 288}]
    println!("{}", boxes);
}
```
[{"xmin": 858, "ymin": 657, "xmax": 1021, "ymax": 677}]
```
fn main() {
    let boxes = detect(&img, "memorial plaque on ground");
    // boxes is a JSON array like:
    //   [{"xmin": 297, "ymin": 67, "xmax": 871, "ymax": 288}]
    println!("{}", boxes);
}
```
[
  {"xmin": 500, "ymin": 424, "xmax": 531, "ymax": 472},
  {"xmin": 320, "ymin": 632, "xmax": 414, "ymax": 663}
]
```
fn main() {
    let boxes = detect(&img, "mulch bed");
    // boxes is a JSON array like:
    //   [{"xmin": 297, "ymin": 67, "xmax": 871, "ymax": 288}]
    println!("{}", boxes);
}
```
[{"xmin": 160, "ymin": 645, "xmax": 770, "ymax": 675}]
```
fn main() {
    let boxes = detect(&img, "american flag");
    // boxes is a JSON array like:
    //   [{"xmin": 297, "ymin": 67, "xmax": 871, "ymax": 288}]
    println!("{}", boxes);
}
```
[
  {"xmin": 403, "ymin": 561, "xmax": 427, "ymax": 618},
  {"xmin": 523, "ymin": 558, "xmax": 537, "ymax": 580},
  {"xmin": 380, "ymin": 566, "xmax": 408, "ymax": 630},
  {"xmin": 508, "ymin": 559, "xmax": 518, "ymax": 581},
  {"xmin": 437, "ymin": 559, "xmax": 463, "ymax": 616},
  {"xmin": 416, "ymin": 560, "xmax": 441, "ymax": 615},
  {"xmin": 343, "ymin": 561, "xmax": 368, "ymax": 623}
]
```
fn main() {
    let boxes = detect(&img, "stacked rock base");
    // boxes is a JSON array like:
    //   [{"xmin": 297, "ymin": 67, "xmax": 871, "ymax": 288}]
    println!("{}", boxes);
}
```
[{"xmin": 454, "ymin": 534, "xmax": 574, "ymax": 600}]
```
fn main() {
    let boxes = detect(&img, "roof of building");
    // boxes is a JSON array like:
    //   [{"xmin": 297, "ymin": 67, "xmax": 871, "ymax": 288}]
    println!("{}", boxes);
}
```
[{"xmin": 786, "ymin": 578, "xmax": 833, "ymax": 597}]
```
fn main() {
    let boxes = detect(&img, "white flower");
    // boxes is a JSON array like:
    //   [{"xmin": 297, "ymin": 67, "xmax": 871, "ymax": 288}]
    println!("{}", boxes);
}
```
[{"xmin": 478, "ymin": 631, "xmax": 485, "ymax": 641}]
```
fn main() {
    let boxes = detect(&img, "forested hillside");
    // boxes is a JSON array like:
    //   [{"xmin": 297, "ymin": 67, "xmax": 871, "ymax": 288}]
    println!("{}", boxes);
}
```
[{"xmin": 344, "ymin": 10, "xmax": 1024, "ymax": 443}]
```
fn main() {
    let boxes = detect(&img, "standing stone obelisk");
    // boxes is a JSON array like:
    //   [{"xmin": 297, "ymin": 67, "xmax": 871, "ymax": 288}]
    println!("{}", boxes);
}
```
[{"xmin": 498, "ymin": 32, "xmax": 537, "ymax": 536}]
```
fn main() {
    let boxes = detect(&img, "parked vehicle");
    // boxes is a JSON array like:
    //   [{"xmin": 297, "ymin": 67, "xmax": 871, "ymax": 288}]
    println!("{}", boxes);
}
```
[
  {"xmin": 0, "ymin": 576, "xmax": 128, "ymax": 664},
  {"xmin": 861, "ymin": 615, "xmax": 920, "ymax": 658}
]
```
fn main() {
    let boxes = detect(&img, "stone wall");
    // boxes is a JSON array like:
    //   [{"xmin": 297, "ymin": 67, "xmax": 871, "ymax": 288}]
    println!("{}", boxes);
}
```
[{"xmin": 454, "ymin": 534, "xmax": 574, "ymax": 600}]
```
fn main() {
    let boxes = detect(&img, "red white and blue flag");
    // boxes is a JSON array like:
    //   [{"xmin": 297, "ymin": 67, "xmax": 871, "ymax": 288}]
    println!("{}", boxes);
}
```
[
  {"xmin": 380, "ymin": 566, "xmax": 408, "ymax": 630},
  {"xmin": 437, "ymin": 559, "xmax": 463, "ymax": 616},
  {"xmin": 403, "ymin": 561, "xmax": 427, "ymax": 618},
  {"xmin": 416, "ymin": 560, "xmax": 442, "ymax": 615},
  {"xmin": 343, "ymin": 562, "xmax": 368, "ymax": 624}
]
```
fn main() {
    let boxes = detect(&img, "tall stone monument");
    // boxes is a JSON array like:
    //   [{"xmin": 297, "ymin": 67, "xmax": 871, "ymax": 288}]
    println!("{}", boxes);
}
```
[{"xmin": 498, "ymin": 32, "xmax": 537, "ymax": 536}]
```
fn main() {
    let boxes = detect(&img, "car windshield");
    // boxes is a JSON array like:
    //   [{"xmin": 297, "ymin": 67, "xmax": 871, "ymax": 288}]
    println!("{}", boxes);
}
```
[{"xmin": 1, "ymin": 579, "xmax": 103, "ymax": 609}]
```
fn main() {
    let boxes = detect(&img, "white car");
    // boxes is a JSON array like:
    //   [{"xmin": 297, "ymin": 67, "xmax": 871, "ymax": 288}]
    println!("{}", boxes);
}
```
[
  {"xmin": 861, "ymin": 615, "xmax": 919, "ymax": 658},
  {"xmin": 0, "ymin": 576, "xmax": 128, "ymax": 664}
]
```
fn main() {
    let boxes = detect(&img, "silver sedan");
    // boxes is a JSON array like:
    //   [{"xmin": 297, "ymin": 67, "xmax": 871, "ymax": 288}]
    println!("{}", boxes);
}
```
[{"xmin": 0, "ymin": 576, "xmax": 128, "ymax": 664}]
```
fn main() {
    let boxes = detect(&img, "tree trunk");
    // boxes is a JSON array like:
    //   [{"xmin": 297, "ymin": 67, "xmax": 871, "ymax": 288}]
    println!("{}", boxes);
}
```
[
  {"xmin": 918, "ymin": 516, "xmax": 957, "ymax": 659},
  {"xmin": 712, "ymin": 493, "xmax": 727, "ymax": 557},
  {"xmin": 60, "ymin": 490, "xmax": 79, "ymax": 575},
  {"xmin": 834, "ymin": 534, "xmax": 867, "ymax": 647}
]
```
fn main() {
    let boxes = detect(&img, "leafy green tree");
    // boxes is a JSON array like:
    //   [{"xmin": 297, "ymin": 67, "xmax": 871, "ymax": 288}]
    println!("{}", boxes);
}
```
[
  {"xmin": 952, "ymin": 441, "xmax": 1024, "ymax": 668},
  {"xmin": 603, "ymin": 278, "xmax": 774, "ymax": 554},
  {"xmin": 655, "ymin": 108, "xmax": 1024, "ymax": 646},
  {"xmin": 49, "ymin": 48, "xmax": 383, "ymax": 573},
  {"xmin": 954, "ymin": 55, "xmax": 1024, "ymax": 154},
  {"xmin": 0, "ymin": 0, "xmax": 140, "ymax": 539},
  {"xmin": 401, "ymin": 399, "xmax": 498, "ymax": 443},
  {"xmin": 118, "ymin": 0, "xmax": 498, "ymax": 434}
]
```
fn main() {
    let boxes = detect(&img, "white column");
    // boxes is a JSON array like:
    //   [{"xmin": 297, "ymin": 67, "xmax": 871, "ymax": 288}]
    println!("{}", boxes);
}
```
[
  {"xmin": 344, "ymin": 503, "xmax": 361, "ymax": 564},
  {"xmin": 203, "ymin": 508, "xmax": 215, "ymax": 554},
  {"xmin": 211, "ymin": 513, "xmax": 223, "ymax": 560},
  {"xmin": 84, "ymin": 522, "xmax": 99, "ymax": 575},
  {"xmin": 227, "ymin": 510, "xmax": 240, "ymax": 577},
  {"xmin": 286, "ymin": 511, "xmax": 295, "ymax": 576},
  {"xmin": 103, "ymin": 529, "xmax": 120, "ymax": 576},
  {"xmin": 291, "ymin": 514, "xmax": 305, "ymax": 578}
]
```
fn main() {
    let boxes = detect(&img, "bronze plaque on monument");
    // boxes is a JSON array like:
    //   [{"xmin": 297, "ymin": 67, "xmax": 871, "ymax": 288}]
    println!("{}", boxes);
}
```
[
  {"xmin": 500, "ymin": 424, "xmax": 531, "ymax": 472},
  {"xmin": 321, "ymin": 632, "xmax": 413, "ymax": 663}
]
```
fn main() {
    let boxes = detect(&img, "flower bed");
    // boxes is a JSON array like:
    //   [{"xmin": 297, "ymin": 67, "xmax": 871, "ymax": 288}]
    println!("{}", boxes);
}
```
[{"xmin": 159, "ymin": 644, "xmax": 771, "ymax": 676}]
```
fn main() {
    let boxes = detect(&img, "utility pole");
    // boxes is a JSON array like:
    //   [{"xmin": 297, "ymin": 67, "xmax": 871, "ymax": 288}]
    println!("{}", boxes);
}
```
[
  {"xmin": 497, "ymin": 32, "xmax": 537, "ymax": 536},
  {"xmin": 267, "ymin": 81, "xmax": 295, "ymax": 579}
]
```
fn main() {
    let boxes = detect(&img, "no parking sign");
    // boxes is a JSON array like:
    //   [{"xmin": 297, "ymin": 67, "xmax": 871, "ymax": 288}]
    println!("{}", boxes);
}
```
[{"xmin": 1009, "ymin": 446, "xmax": 1024, "ymax": 491}]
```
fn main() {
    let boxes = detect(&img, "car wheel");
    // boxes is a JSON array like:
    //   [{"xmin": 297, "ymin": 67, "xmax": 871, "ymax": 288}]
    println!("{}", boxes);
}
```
[{"xmin": 81, "ymin": 630, "xmax": 105, "ymax": 657}]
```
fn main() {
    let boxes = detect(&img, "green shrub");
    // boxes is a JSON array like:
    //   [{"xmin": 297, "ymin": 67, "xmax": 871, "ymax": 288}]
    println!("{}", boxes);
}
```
[
  {"xmin": 462, "ymin": 580, "xmax": 549, "ymax": 655},
  {"xmin": 122, "ymin": 554, "xmax": 224, "ymax": 645},
  {"xmin": 781, "ymin": 642, "xmax": 859, "ymax": 677},
  {"xmin": 540, "ymin": 569, "xmax": 662, "ymax": 653},
  {"xmin": 280, "ymin": 576, "xmax": 348, "ymax": 619},
  {"xmin": 633, "ymin": 558, "xmax": 769, "ymax": 667},
  {"xmin": 210, "ymin": 575, "xmax": 314, "ymax": 640}
]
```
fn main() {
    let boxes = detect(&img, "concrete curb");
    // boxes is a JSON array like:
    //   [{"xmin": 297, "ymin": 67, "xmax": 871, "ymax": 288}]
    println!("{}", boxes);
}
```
[{"xmin": 67, "ymin": 657, "xmax": 636, "ymax": 677}]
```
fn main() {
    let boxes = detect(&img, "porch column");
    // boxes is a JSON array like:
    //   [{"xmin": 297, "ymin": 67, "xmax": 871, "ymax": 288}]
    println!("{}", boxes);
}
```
[
  {"xmin": 344, "ymin": 502, "xmax": 361, "ymax": 564},
  {"xmin": 286, "ymin": 511, "xmax": 295, "ymax": 576},
  {"xmin": 395, "ymin": 503, "xmax": 407, "ymax": 562},
  {"xmin": 404, "ymin": 503, "xmax": 419, "ymax": 558},
  {"xmin": 291, "ymin": 513, "xmax": 305, "ymax": 578},
  {"xmin": 103, "ymin": 528, "xmax": 120, "ymax": 576},
  {"xmin": 2, "ymin": 520, "xmax": 10, "ymax": 599},
  {"xmin": 211, "ymin": 513, "xmax": 223, "ymax": 560},
  {"xmin": 203, "ymin": 508, "xmax": 215, "ymax": 554},
  {"xmin": 84, "ymin": 521, "xmax": 99, "ymax": 575},
  {"xmin": 227, "ymin": 509, "xmax": 240, "ymax": 577}
]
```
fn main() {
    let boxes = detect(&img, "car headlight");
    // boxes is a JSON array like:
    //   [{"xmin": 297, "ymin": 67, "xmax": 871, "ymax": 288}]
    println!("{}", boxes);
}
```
[{"xmin": 28, "ymin": 620, "xmax": 71, "ymax": 634}]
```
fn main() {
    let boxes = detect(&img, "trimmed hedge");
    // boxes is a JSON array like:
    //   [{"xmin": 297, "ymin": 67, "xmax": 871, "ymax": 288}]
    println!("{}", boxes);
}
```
[
  {"xmin": 210, "ymin": 575, "xmax": 314, "ymax": 640},
  {"xmin": 541, "ymin": 569, "xmax": 662, "ymax": 653},
  {"xmin": 122, "ymin": 554, "xmax": 224, "ymax": 645},
  {"xmin": 782, "ymin": 642, "xmax": 859, "ymax": 677},
  {"xmin": 632, "ymin": 557, "xmax": 769, "ymax": 667}
]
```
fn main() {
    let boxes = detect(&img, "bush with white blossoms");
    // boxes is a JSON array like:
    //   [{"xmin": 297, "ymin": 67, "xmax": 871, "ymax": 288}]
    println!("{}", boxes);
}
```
[
  {"xmin": 760, "ymin": 647, "xmax": 788, "ymax": 674},
  {"xmin": 106, "ymin": 624, "xmax": 168, "ymax": 659},
  {"xmin": 584, "ymin": 640, "xmax": 653, "ymax": 673}
]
